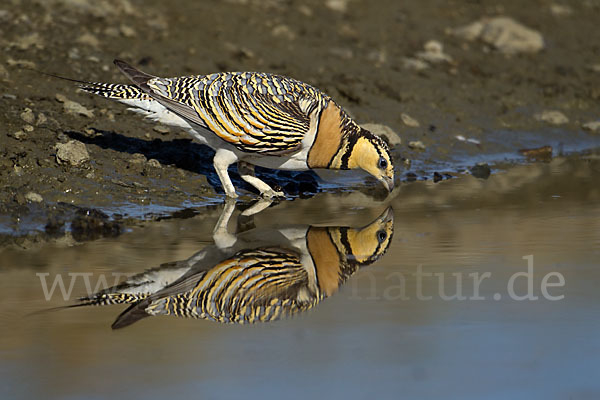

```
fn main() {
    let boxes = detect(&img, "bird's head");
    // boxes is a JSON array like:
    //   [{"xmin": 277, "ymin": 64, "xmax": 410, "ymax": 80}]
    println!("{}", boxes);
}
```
[
  {"xmin": 332, "ymin": 207, "xmax": 395, "ymax": 265},
  {"xmin": 348, "ymin": 130, "xmax": 395, "ymax": 192}
]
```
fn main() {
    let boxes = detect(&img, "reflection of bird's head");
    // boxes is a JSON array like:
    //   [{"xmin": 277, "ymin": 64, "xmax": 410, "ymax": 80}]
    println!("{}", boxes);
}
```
[{"xmin": 331, "ymin": 207, "xmax": 394, "ymax": 265}]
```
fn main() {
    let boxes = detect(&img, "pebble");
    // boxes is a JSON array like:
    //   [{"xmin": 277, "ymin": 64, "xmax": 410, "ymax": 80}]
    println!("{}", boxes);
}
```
[
  {"xmin": 451, "ymin": 17, "xmax": 544, "ymax": 54},
  {"xmin": 23, "ymin": 124, "xmax": 34, "ymax": 132},
  {"xmin": 329, "ymin": 47, "xmax": 354, "ymax": 60},
  {"xmin": 6, "ymin": 58, "xmax": 36, "ymax": 68},
  {"xmin": 582, "ymin": 121, "xmax": 600, "ymax": 133},
  {"xmin": 550, "ymin": 4, "xmax": 573, "ymax": 16},
  {"xmin": 77, "ymin": 32, "xmax": 100, "ymax": 47},
  {"xmin": 147, "ymin": 159, "xmax": 162, "ymax": 168},
  {"xmin": 519, "ymin": 145, "xmax": 553, "ymax": 161},
  {"xmin": 55, "ymin": 140, "xmax": 90, "ymax": 166},
  {"xmin": 0, "ymin": 64, "xmax": 9, "ymax": 80},
  {"xmin": 120, "ymin": 24, "xmax": 137, "ymax": 38},
  {"xmin": 415, "ymin": 40, "xmax": 453, "ymax": 64},
  {"xmin": 402, "ymin": 57, "xmax": 429, "ymax": 71},
  {"xmin": 8, "ymin": 130, "xmax": 27, "ymax": 140},
  {"xmin": 361, "ymin": 123, "xmax": 402, "ymax": 146},
  {"xmin": 68, "ymin": 48, "xmax": 81, "ymax": 60},
  {"xmin": 36, "ymin": 113, "xmax": 47, "ymax": 126},
  {"xmin": 408, "ymin": 140, "xmax": 426, "ymax": 150},
  {"xmin": 11, "ymin": 32, "xmax": 44, "ymax": 51},
  {"xmin": 298, "ymin": 5, "xmax": 312, "ymax": 16},
  {"xmin": 104, "ymin": 27, "xmax": 120, "ymax": 37},
  {"xmin": 400, "ymin": 113, "xmax": 420, "ymax": 127},
  {"xmin": 153, "ymin": 125, "xmax": 170, "ymax": 135},
  {"xmin": 25, "ymin": 192, "xmax": 43, "ymax": 203},
  {"xmin": 0, "ymin": 9, "xmax": 12, "ymax": 22},
  {"xmin": 14, "ymin": 192, "xmax": 26, "ymax": 205},
  {"xmin": 367, "ymin": 49, "xmax": 387, "ymax": 66},
  {"xmin": 534, "ymin": 110, "xmax": 569, "ymax": 125},
  {"xmin": 55, "ymin": 94, "xmax": 94, "ymax": 118},
  {"xmin": 129, "ymin": 153, "xmax": 147, "ymax": 164},
  {"xmin": 456, "ymin": 135, "xmax": 481, "ymax": 145},
  {"xmin": 470, "ymin": 163, "xmax": 491, "ymax": 179},
  {"xmin": 405, "ymin": 172, "xmax": 418, "ymax": 182},
  {"xmin": 325, "ymin": 0, "xmax": 349, "ymax": 12},
  {"xmin": 2, "ymin": 93, "xmax": 16, "ymax": 100},
  {"xmin": 271, "ymin": 24, "xmax": 296, "ymax": 40},
  {"xmin": 20, "ymin": 108, "xmax": 35, "ymax": 124}
]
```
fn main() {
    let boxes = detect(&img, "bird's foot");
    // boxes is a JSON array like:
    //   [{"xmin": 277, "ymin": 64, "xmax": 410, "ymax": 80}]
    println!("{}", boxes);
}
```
[{"xmin": 260, "ymin": 186, "xmax": 285, "ymax": 199}]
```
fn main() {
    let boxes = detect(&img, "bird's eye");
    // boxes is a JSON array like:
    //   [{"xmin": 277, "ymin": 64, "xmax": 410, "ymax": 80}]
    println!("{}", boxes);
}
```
[
  {"xmin": 378, "ymin": 157, "xmax": 388, "ymax": 169},
  {"xmin": 376, "ymin": 230, "xmax": 387, "ymax": 243}
]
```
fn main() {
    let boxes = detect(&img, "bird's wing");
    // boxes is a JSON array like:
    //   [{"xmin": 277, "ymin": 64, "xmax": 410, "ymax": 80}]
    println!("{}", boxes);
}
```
[
  {"xmin": 114, "ymin": 60, "xmax": 326, "ymax": 154},
  {"xmin": 112, "ymin": 247, "xmax": 314, "ymax": 328}
]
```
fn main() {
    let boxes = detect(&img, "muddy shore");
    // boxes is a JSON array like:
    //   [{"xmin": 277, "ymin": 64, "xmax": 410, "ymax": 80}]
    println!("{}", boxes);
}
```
[{"xmin": 1, "ymin": 0, "xmax": 599, "ymax": 244}]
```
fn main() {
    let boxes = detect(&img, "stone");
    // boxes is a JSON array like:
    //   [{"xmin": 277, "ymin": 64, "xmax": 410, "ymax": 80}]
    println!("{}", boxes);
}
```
[
  {"xmin": 20, "ymin": 108, "xmax": 35, "ymax": 124},
  {"xmin": 0, "ymin": 64, "xmax": 9, "ymax": 80},
  {"xmin": 120, "ymin": 24, "xmax": 136, "ymax": 38},
  {"xmin": 153, "ymin": 125, "xmax": 170, "ymax": 134},
  {"xmin": 11, "ymin": 33, "xmax": 44, "ymax": 51},
  {"xmin": 550, "ymin": 4, "xmax": 573, "ymax": 16},
  {"xmin": 129, "ymin": 153, "xmax": 147, "ymax": 164},
  {"xmin": 36, "ymin": 113, "xmax": 47, "ymax": 126},
  {"xmin": 77, "ymin": 32, "xmax": 100, "ymax": 47},
  {"xmin": 329, "ymin": 47, "xmax": 354, "ymax": 60},
  {"xmin": 534, "ymin": 110, "xmax": 569, "ymax": 125},
  {"xmin": 408, "ymin": 140, "xmax": 426, "ymax": 150},
  {"xmin": 55, "ymin": 94, "xmax": 94, "ymax": 118},
  {"xmin": 402, "ymin": 57, "xmax": 429, "ymax": 71},
  {"xmin": 271, "ymin": 24, "xmax": 296, "ymax": 40},
  {"xmin": 582, "ymin": 121, "xmax": 600, "ymax": 133},
  {"xmin": 361, "ymin": 123, "xmax": 402, "ymax": 146},
  {"xmin": 55, "ymin": 140, "xmax": 90, "ymax": 166},
  {"xmin": 519, "ymin": 145, "xmax": 553, "ymax": 161},
  {"xmin": 450, "ymin": 21, "xmax": 484, "ymax": 41},
  {"xmin": 400, "ymin": 113, "xmax": 420, "ymax": 127},
  {"xmin": 416, "ymin": 40, "xmax": 453, "ymax": 64},
  {"xmin": 147, "ymin": 159, "xmax": 162, "ymax": 168},
  {"xmin": 0, "ymin": 9, "xmax": 12, "ymax": 22},
  {"xmin": 367, "ymin": 49, "xmax": 387, "ymax": 66},
  {"xmin": 451, "ymin": 17, "xmax": 544, "ymax": 54},
  {"xmin": 8, "ymin": 130, "xmax": 27, "ymax": 140},
  {"xmin": 25, "ymin": 192, "xmax": 43, "ymax": 203},
  {"xmin": 325, "ymin": 0, "xmax": 349, "ymax": 12},
  {"xmin": 470, "ymin": 163, "xmax": 491, "ymax": 179},
  {"xmin": 6, "ymin": 58, "xmax": 36, "ymax": 69},
  {"xmin": 23, "ymin": 124, "xmax": 34, "ymax": 132}
]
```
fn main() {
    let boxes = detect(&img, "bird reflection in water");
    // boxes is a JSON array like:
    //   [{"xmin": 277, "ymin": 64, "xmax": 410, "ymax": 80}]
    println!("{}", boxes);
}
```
[{"xmin": 77, "ymin": 201, "xmax": 394, "ymax": 329}]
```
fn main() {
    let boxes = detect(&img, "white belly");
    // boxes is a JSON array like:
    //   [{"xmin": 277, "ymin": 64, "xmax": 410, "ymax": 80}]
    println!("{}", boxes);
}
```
[{"xmin": 119, "ymin": 98, "xmax": 320, "ymax": 172}]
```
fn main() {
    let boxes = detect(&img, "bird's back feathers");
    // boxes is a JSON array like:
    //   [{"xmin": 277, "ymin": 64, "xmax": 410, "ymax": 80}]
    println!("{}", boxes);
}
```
[{"xmin": 86, "ymin": 60, "xmax": 333, "ymax": 155}]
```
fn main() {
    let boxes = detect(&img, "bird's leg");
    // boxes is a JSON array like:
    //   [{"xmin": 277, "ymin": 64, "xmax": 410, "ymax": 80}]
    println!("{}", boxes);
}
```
[
  {"xmin": 213, "ymin": 149, "xmax": 239, "ymax": 198},
  {"xmin": 240, "ymin": 198, "xmax": 274, "ymax": 216},
  {"xmin": 212, "ymin": 198, "xmax": 237, "ymax": 249},
  {"xmin": 238, "ymin": 161, "xmax": 285, "ymax": 198}
]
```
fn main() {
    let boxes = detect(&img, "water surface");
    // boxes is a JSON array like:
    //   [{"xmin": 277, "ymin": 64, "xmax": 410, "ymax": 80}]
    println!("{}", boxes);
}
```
[{"xmin": 1, "ymin": 156, "xmax": 599, "ymax": 399}]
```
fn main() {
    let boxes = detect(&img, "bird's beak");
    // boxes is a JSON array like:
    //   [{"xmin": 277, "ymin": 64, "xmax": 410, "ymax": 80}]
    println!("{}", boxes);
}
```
[{"xmin": 380, "ymin": 176, "xmax": 394, "ymax": 192}]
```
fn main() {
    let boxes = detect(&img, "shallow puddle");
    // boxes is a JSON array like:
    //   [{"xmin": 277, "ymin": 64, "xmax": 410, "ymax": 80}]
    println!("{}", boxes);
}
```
[{"xmin": 1, "ymin": 155, "xmax": 599, "ymax": 399}]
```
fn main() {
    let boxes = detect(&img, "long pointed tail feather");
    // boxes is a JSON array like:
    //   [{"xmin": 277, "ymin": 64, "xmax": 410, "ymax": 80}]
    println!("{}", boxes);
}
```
[{"xmin": 33, "ymin": 67, "xmax": 151, "ymax": 101}]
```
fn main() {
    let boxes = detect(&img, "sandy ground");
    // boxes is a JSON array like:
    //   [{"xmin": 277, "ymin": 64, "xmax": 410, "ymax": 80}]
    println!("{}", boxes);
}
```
[{"xmin": 1, "ymin": 0, "xmax": 599, "ymax": 244}]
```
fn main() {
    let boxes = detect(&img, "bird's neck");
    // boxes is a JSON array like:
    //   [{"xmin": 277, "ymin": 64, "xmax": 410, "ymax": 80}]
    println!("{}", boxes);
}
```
[
  {"xmin": 306, "ymin": 227, "xmax": 358, "ymax": 298},
  {"xmin": 307, "ymin": 101, "xmax": 361, "ymax": 170}
]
